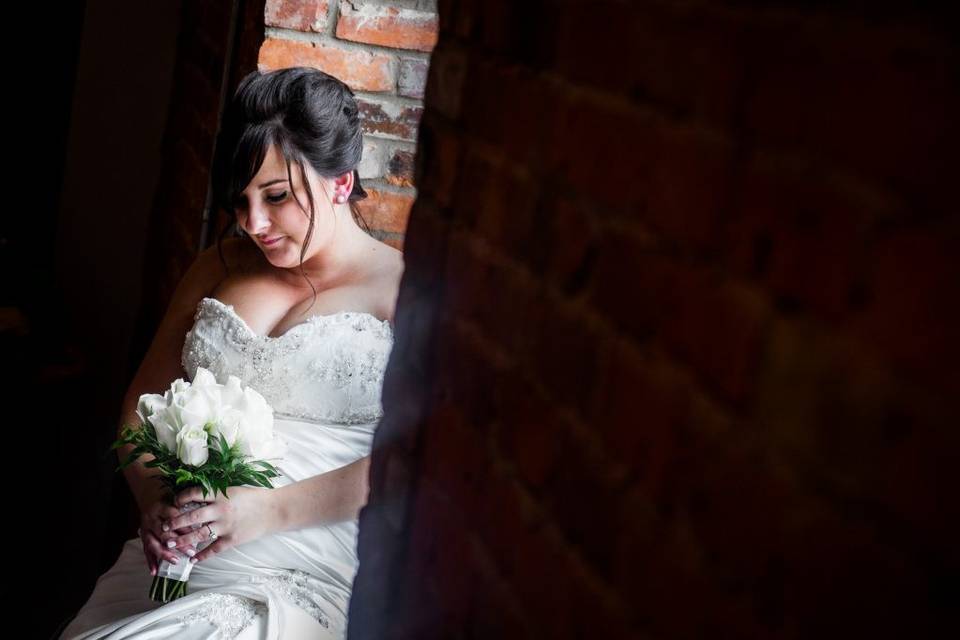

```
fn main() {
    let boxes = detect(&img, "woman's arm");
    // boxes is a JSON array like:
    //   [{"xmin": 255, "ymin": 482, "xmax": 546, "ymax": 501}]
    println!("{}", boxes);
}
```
[
  {"xmin": 274, "ymin": 454, "xmax": 372, "ymax": 531},
  {"xmin": 163, "ymin": 454, "xmax": 372, "ymax": 563},
  {"xmin": 119, "ymin": 243, "xmax": 229, "ymax": 507}
]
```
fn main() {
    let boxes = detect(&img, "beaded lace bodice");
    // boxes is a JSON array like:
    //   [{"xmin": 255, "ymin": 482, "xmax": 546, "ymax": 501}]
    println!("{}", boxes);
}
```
[{"xmin": 181, "ymin": 296, "xmax": 393, "ymax": 425}]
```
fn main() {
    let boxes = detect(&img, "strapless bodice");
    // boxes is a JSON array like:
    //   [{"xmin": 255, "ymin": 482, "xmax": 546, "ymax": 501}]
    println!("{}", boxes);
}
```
[{"xmin": 180, "ymin": 297, "xmax": 394, "ymax": 425}]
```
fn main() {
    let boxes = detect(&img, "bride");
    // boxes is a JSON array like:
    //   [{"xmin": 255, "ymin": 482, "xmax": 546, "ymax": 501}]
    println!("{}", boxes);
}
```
[{"xmin": 59, "ymin": 67, "xmax": 403, "ymax": 639}]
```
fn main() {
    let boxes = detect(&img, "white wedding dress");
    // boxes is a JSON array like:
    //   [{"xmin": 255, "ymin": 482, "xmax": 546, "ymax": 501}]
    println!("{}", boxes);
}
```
[{"xmin": 60, "ymin": 296, "xmax": 393, "ymax": 640}]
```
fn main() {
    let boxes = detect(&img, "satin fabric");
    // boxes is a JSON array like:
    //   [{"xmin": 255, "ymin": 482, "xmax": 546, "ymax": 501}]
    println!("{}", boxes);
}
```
[{"xmin": 60, "ymin": 415, "xmax": 376, "ymax": 639}]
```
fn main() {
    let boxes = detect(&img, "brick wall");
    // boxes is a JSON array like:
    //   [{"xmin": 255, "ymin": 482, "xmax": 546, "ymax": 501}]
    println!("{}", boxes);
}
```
[
  {"xmin": 260, "ymin": 0, "xmax": 439, "ymax": 251},
  {"xmin": 353, "ymin": 1, "xmax": 958, "ymax": 638}
]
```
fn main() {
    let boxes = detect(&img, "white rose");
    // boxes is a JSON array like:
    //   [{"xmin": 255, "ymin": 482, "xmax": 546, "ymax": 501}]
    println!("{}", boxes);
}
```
[
  {"xmin": 176, "ymin": 383, "xmax": 222, "ymax": 433},
  {"xmin": 176, "ymin": 426, "xmax": 209, "ymax": 466},
  {"xmin": 150, "ymin": 404, "xmax": 184, "ymax": 452},
  {"xmin": 221, "ymin": 375, "xmax": 244, "ymax": 406},
  {"xmin": 209, "ymin": 406, "xmax": 243, "ymax": 450},
  {"xmin": 192, "ymin": 367, "xmax": 218, "ymax": 388},
  {"xmin": 136, "ymin": 393, "xmax": 168, "ymax": 425},
  {"xmin": 249, "ymin": 434, "xmax": 287, "ymax": 461},
  {"xmin": 235, "ymin": 387, "xmax": 276, "ymax": 459}
]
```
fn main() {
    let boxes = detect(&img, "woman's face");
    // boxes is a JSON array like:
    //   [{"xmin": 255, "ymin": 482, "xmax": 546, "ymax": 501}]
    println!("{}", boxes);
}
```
[{"xmin": 233, "ymin": 144, "xmax": 351, "ymax": 268}]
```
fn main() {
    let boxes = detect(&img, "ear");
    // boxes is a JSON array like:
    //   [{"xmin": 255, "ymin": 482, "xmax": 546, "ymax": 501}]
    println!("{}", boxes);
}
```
[{"xmin": 333, "ymin": 170, "xmax": 353, "ymax": 194}]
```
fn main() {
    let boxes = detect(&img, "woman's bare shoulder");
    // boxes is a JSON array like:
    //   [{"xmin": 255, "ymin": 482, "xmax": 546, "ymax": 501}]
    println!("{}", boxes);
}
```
[{"xmin": 367, "ymin": 241, "xmax": 404, "ymax": 323}]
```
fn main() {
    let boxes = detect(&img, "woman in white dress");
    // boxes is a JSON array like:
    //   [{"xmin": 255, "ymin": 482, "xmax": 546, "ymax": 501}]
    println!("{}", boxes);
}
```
[{"xmin": 59, "ymin": 67, "xmax": 404, "ymax": 639}]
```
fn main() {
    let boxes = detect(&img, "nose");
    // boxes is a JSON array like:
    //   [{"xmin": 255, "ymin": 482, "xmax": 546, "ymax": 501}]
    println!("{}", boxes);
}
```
[{"xmin": 240, "ymin": 201, "xmax": 271, "ymax": 236}]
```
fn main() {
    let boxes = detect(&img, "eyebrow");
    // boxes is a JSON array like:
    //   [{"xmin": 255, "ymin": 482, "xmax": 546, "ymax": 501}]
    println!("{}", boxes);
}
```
[{"xmin": 258, "ymin": 178, "xmax": 288, "ymax": 189}]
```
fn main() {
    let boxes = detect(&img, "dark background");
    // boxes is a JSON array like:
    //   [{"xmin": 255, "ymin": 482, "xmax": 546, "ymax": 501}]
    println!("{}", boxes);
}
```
[{"xmin": 1, "ymin": 2, "xmax": 183, "ymax": 636}]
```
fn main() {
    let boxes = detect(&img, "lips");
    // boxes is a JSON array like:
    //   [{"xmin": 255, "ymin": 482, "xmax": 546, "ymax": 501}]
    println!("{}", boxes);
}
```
[{"xmin": 261, "ymin": 236, "xmax": 284, "ymax": 246}]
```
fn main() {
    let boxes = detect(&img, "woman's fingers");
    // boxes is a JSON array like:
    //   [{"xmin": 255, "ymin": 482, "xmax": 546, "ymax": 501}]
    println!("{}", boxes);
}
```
[
  {"xmin": 145, "ymin": 530, "xmax": 181, "ymax": 565},
  {"xmin": 164, "ymin": 504, "xmax": 216, "ymax": 538},
  {"xmin": 168, "ymin": 525, "xmax": 216, "ymax": 551},
  {"xmin": 142, "ymin": 548, "xmax": 156, "ymax": 576},
  {"xmin": 190, "ymin": 538, "xmax": 228, "ymax": 565}
]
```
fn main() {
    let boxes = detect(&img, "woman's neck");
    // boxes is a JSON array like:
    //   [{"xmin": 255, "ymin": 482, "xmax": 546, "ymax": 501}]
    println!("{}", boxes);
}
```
[{"xmin": 280, "ymin": 209, "xmax": 374, "ymax": 290}]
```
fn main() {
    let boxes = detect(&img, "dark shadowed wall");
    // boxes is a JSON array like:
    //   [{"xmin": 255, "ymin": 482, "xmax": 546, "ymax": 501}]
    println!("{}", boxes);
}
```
[{"xmin": 352, "ymin": 1, "xmax": 958, "ymax": 638}]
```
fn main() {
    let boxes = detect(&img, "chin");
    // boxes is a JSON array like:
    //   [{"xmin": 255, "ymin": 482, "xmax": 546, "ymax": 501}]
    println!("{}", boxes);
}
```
[{"xmin": 262, "ymin": 247, "xmax": 297, "ymax": 268}]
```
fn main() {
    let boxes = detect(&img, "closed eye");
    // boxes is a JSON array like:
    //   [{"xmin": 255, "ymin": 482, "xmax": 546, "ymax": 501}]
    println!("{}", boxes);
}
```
[{"xmin": 267, "ymin": 191, "xmax": 288, "ymax": 204}]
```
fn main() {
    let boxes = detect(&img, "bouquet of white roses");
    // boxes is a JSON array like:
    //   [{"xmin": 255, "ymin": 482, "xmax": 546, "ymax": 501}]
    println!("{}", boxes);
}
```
[{"xmin": 111, "ymin": 366, "xmax": 286, "ymax": 603}]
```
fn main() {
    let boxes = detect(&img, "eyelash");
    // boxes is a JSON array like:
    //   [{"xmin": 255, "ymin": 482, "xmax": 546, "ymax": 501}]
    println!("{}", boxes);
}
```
[{"xmin": 235, "ymin": 191, "xmax": 287, "ymax": 211}]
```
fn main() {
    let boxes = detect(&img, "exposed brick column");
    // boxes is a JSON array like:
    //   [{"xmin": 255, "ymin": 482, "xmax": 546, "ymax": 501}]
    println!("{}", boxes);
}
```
[{"xmin": 353, "ymin": 1, "xmax": 958, "ymax": 638}]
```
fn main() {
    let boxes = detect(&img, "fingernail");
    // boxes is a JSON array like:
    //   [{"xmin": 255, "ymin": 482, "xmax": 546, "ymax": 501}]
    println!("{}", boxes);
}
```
[
  {"xmin": 186, "ymin": 548, "xmax": 196, "ymax": 557},
  {"xmin": 190, "ymin": 558, "xmax": 197, "ymax": 564},
  {"xmin": 162, "ymin": 524, "xmax": 170, "ymax": 532},
  {"xmin": 170, "ymin": 556, "xmax": 179, "ymax": 565}
]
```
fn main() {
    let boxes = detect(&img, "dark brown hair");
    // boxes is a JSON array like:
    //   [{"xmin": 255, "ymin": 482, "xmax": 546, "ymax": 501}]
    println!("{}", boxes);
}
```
[{"xmin": 209, "ymin": 67, "xmax": 369, "ymax": 308}]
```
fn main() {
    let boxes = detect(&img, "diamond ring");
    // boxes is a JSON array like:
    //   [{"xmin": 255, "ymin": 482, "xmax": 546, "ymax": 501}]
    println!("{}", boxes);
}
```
[{"xmin": 206, "ymin": 523, "xmax": 217, "ymax": 541}]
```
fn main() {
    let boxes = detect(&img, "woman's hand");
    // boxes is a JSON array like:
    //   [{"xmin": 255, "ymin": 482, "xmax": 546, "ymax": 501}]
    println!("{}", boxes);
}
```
[
  {"xmin": 137, "ymin": 492, "xmax": 188, "ymax": 575},
  {"xmin": 158, "ymin": 486, "xmax": 280, "ymax": 564}
]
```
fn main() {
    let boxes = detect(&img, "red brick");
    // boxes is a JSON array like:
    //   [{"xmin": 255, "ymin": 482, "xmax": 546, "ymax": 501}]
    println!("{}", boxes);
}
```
[
  {"xmin": 854, "ymin": 227, "xmax": 960, "ymax": 394},
  {"xmin": 257, "ymin": 37, "xmax": 394, "ymax": 92},
  {"xmin": 461, "ymin": 60, "xmax": 563, "ymax": 168},
  {"xmin": 554, "ymin": 2, "xmax": 745, "ymax": 128},
  {"xmin": 466, "ymin": 157, "xmax": 540, "ymax": 261},
  {"xmin": 386, "ymin": 148, "xmax": 415, "ymax": 188},
  {"xmin": 743, "ymin": 22, "xmax": 957, "ymax": 209},
  {"xmin": 586, "ymin": 228, "xmax": 669, "ymax": 344},
  {"xmin": 541, "ymin": 195, "xmax": 600, "ymax": 293},
  {"xmin": 440, "ymin": 230, "xmax": 484, "ymax": 323},
  {"xmin": 531, "ymin": 299, "xmax": 609, "ymax": 418},
  {"xmin": 415, "ymin": 114, "xmax": 461, "ymax": 208},
  {"xmin": 780, "ymin": 498, "xmax": 933, "ymax": 637},
  {"xmin": 431, "ymin": 321, "xmax": 505, "ymax": 429},
  {"xmin": 398, "ymin": 200, "xmax": 450, "ymax": 289},
  {"xmin": 592, "ymin": 348, "xmax": 690, "ymax": 498},
  {"xmin": 264, "ymin": 0, "xmax": 329, "ymax": 32},
  {"xmin": 646, "ymin": 124, "xmax": 734, "ymax": 255},
  {"xmin": 423, "ymin": 43, "xmax": 467, "ymax": 121},
  {"xmin": 544, "ymin": 427, "xmax": 626, "ymax": 581},
  {"xmin": 722, "ymin": 156, "xmax": 876, "ymax": 323},
  {"xmin": 478, "ymin": 261, "xmax": 545, "ymax": 363},
  {"xmin": 398, "ymin": 56, "xmax": 429, "ymax": 99},
  {"xmin": 492, "ymin": 374, "xmax": 562, "ymax": 490},
  {"xmin": 544, "ymin": 94, "xmax": 660, "ymax": 213},
  {"xmin": 336, "ymin": 0, "xmax": 438, "ymax": 52},
  {"xmin": 465, "ymin": 562, "xmax": 536, "ymax": 637},
  {"xmin": 400, "ymin": 478, "xmax": 477, "ymax": 633},
  {"xmin": 357, "ymin": 96, "xmax": 423, "ymax": 142},
  {"xmin": 354, "ymin": 187, "xmax": 414, "ymax": 234},
  {"xmin": 660, "ymin": 278, "xmax": 771, "ymax": 407}
]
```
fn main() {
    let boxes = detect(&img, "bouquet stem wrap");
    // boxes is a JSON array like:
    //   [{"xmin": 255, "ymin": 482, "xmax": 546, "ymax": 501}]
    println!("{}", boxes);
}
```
[{"xmin": 149, "ymin": 500, "xmax": 209, "ymax": 603}]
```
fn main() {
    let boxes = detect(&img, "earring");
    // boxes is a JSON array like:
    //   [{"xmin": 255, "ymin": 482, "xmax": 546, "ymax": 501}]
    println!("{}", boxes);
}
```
[{"xmin": 335, "ymin": 193, "xmax": 347, "ymax": 204}]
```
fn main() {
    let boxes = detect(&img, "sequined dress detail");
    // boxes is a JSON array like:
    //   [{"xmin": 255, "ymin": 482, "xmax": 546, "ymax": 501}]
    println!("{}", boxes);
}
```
[{"xmin": 61, "ymin": 297, "xmax": 393, "ymax": 640}]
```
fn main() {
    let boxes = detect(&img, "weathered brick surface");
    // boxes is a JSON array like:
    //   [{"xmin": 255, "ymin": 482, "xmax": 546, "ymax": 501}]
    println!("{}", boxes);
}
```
[
  {"xmin": 264, "ymin": 0, "xmax": 329, "ymax": 32},
  {"xmin": 352, "ymin": 1, "xmax": 959, "ymax": 639},
  {"xmin": 336, "ymin": 0, "xmax": 438, "ymax": 52},
  {"xmin": 258, "ymin": 37, "xmax": 395, "ymax": 91},
  {"xmin": 257, "ymin": 2, "xmax": 439, "ymax": 244},
  {"xmin": 354, "ymin": 186, "xmax": 415, "ymax": 235},
  {"xmin": 397, "ymin": 56, "xmax": 429, "ymax": 98},
  {"xmin": 356, "ymin": 96, "xmax": 423, "ymax": 142}
]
